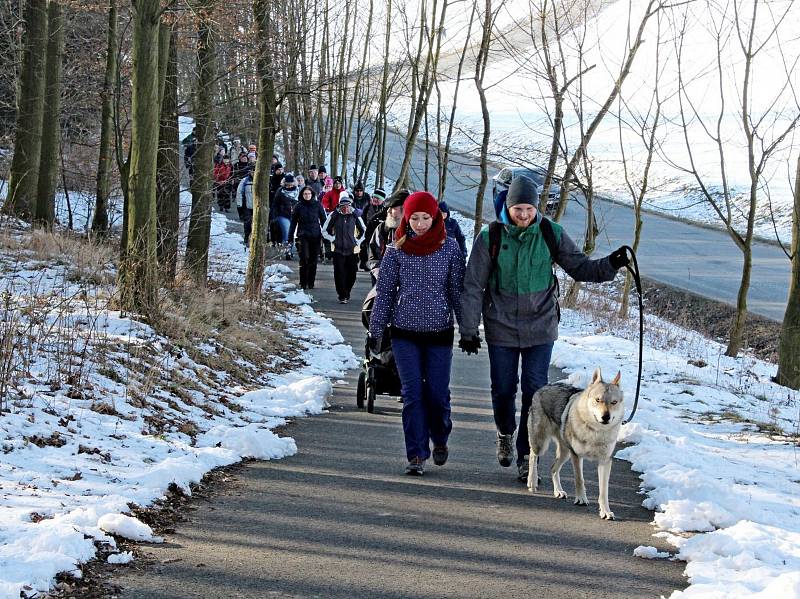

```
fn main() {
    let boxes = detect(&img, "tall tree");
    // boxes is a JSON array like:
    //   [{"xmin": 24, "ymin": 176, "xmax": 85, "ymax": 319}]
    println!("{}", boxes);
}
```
[
  {"xmin": 394, "ymin": 0, "xmax": 448, "ymax": 191},
  {"xmin": 156, "ymin": 21, "xmax": 179, "ymax": 284},
  {"xmin": 673, "ymin": 0, "xmax": 799, "ymax": 356},
  {"xmin": 34, "ymin": 0, "xmax": 64, "ymax": 227},
  {"xmin": 553, "ymin": 0, "xmax": 661, "ymax": 223},
  {"xmin": 117, "ymin": 0, "xmax": 161, "ymax": 313},
  {"xmin": 777, "ymin": 156, "xmax": 800, "ymax": 389},
  {"xmin": 245, "ymin": 0, "xmax": 278, "ymax": 300},
  {"xmin": 3, "ymin": 0, "xmax": 48, "ymax": 220},
  {"xmin": 184, "ymin": 0, "xmax": 217, "ymax": 286},
  {"xmin": 473, "ymin": 0, "xmax": 502, "ymax": 238},
  {"xmin": 91, "ymin": 0, "xmax": 118, "ymax": 236}
]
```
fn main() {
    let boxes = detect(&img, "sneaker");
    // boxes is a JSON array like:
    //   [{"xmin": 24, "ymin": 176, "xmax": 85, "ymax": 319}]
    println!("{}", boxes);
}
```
[
  {"xmin": 405, "ymin": 457, "xmax": 425, "ymax": 476},
  {"xmin": 338, "ymin": 298, "xmax": 346, "ymax": 304},
  {"xmin": 496, "ymin": 432, "xmax": 514, "ymax": 467},
  {"xmin": 432, "ymin": 445, "xmax": 448, "ymax": 466},
  {"xmin": 343, "ymin": 298, "xmax": 349, "ymax": 304}
]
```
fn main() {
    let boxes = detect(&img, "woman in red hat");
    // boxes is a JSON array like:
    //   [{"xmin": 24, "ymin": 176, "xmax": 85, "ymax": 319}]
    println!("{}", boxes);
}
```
[{"xmin": 368, "ymin": 191, "xmax": 465, "ymax": 475}]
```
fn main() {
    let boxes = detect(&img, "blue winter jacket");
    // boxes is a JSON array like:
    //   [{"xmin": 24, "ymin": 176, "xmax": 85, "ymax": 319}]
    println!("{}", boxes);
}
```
[{"xmin": 369, "ymin": 236, "xmax": 465, "ymax": 338}]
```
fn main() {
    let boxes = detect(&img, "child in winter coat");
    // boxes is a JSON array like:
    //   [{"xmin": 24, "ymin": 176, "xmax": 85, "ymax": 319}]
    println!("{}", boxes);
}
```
[
  {"xmin": 322, "ymin": 192, "xmax": 366, "ymax": 303},
  {"xmin": 321, "ymin": 176, "xmax": 345, "ymax": 212},
  {"xmin": 369, "ymin": 191, "xmax": 465, "ymax": 476}
]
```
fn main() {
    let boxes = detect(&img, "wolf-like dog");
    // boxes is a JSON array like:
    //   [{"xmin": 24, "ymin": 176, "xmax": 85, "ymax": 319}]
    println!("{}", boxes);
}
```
[{"xmin": 527, "ymin": 368, "xmax": 624, "ymax": 520}]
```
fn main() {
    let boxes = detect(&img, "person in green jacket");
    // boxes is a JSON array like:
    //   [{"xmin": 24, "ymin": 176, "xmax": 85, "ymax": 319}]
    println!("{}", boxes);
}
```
[{"xmin": 458, "ymin": 175, "xmax": 629, "ymax": 482}]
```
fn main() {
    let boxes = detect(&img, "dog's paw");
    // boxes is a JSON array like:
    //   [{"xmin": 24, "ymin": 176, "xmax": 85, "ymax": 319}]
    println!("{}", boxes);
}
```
[
  {"xmin": 600, "ymin": 509, "xmax": 616, "ymax": 520},
  {"xmin": 553, "ymin": 489, "xmax": 568, "ymax": 500},
  {"xmin": 527, "ymin": 482, "xmax": 538, "ymax": 493},
  {"xmin": 574, "ymin": 495, "xmax": 588, "ymax": 506}
]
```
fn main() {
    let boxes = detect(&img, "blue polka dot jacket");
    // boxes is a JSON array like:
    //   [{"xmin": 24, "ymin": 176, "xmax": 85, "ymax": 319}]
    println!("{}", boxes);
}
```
[{"xmin": 369, "ymin": 236, "xmax": 465, "ymax": 339}]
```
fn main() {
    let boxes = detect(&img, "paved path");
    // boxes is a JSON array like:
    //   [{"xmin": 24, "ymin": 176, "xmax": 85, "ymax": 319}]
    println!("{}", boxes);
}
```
[{"xmin": 114, "ymin": 261, "xmax": 686, "ymax": 598}]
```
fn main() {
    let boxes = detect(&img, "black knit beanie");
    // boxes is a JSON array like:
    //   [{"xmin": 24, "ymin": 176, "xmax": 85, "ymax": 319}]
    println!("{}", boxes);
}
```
[{"xmin": 505, "ymin": 175, "xmax": 539, "ymax": 208}]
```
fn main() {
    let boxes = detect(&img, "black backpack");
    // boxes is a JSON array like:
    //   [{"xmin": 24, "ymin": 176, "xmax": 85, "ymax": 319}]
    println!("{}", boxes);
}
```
[{"xmin": 487, "ymin": 217, "xmax": 561, "ymax": 319}]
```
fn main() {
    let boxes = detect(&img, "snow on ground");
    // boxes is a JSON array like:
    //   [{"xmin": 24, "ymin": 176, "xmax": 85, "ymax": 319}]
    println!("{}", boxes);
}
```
[
  {"xmin": 449, "ymin": 206, "xmax": 799, "ymax": 598},
  {"xmin": 554, "ymin": 303, "xmax": 799, "ymax": 598},
  {"xmin": 0, "ymin": 196, "xmax": 357, "ymax": 597}
]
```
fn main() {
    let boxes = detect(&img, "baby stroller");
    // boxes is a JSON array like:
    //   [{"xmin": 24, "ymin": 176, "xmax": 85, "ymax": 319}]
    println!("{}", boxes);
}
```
[{"xmin": 357, "ymin": 286, "xmax": 402, "ymax": 413}]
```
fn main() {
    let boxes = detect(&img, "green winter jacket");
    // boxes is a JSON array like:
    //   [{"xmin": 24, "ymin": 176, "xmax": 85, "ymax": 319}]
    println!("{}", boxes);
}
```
[{"xmin": 459, "ymin": 215, "xmax": 618, "ymax": 347}]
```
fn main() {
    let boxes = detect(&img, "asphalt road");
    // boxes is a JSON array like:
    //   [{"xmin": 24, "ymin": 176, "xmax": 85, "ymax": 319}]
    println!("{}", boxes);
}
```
[
  {"xmin": 370, "ymin": 125, "xmax": 791, "ymax": 321},
  {"xmin": 113, "ymin": 260, "xmax": 686, "ymax": 599}
]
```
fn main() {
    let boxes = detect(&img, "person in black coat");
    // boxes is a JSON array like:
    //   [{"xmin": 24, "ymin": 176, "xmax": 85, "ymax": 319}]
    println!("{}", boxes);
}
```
[
  {"xmin": 438, "ymin": 201, "xmax": 467, "ymax": 258},
  {"xmin": 289, "ymin": 185, "xmax": 327, "ymax": 290}
]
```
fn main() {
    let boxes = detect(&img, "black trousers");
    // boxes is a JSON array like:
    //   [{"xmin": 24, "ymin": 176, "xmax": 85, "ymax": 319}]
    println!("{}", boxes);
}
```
[
  {"xmin": 333, "ymin": 252, "xmax": 359, "ymax": 300},
  {"xmin": 239, "ymin": 207, "xmax": 253, "ymax": 246},
  {"xmin": 298, "ymin": 237, "xmax": 322, "ymax": 289}
]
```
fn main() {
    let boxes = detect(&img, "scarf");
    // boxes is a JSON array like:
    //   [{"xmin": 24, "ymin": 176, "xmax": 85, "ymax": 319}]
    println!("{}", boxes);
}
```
[{"xmin": 396, "ymin": 214, "xmax": 447, "ymax": 256}]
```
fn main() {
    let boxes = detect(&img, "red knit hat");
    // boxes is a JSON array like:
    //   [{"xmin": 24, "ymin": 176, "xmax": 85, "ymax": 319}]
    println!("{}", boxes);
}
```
[{"xmin": 403, "ymin": 191, "xmax": 439, "ymax": 219}]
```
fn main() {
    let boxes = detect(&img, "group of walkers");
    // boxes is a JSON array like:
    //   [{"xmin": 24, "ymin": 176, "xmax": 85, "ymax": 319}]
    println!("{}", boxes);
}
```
[
  {"xmin": 367, "ymin": 176, "xmax": 630, "ymax": 476},
  {"xmin": 182, "ymin": 130, "xmax": 633, "ymax": 479}
]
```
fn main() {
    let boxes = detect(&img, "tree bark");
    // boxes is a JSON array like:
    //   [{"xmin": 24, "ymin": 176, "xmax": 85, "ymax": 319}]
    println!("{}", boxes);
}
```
[
  {"xmin": 4, "ymin": 0, "xmax": 48, "ymax": 220},
  {"xmin": 34, "ymin": 0, "xmax": 64, "ymax": 227},
  {"xmin": 184, "ymin": 1, "xmax": 217, "ymax": 287},
  {"xmin": 777, "ymin": 156, "xmax": 800, "ymax": 389},
  {"xmin": 245, "ymin": 0, "xmax": 278, "ymax": 300},
  {"xmin": 91, "ymin": 0, "xmax": 117, "ymax": 236},
  {"xmin": 156, "ymin": 22, "xmax": 179, "ymax": 284},
  {"xmin": 473, "ymin": 0, "xmax": 493, "ymax": 239},
  {"xmin": 117, "ymin": 0, "xmax": 161, "ymax": 314}
]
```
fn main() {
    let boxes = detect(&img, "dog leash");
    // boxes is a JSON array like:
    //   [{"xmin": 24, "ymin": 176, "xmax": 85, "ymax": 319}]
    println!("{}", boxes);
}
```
[{"xmin": 620, "ymin": 245, "xmax": 643, "ymax": 425}]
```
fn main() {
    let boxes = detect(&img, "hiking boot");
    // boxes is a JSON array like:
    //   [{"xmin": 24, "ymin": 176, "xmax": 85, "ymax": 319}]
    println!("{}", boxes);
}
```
[
  {"xmin": 432, "ymin": 445, "xmax": 449, "ymax": 466},
  {"xmin": 496, "ymin": 432, "xmax": 514, "ymax": 467},
  {"xmin": 405, "ymin": 457, "xmax": 425, "ymax": 476},
  {"xmin": 517, "ymin": 455, "xmax": 541, "ymax": 484}
]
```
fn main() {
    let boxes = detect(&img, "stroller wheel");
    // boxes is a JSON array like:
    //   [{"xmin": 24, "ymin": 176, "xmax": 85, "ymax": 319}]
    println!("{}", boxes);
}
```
[
  {"xmin": 356, "ymin": 371, "xmax": 366, "ymax": 409},
  {"xmin": 366, "ymin": 379, "xmax": 376, "ymax": 413}
]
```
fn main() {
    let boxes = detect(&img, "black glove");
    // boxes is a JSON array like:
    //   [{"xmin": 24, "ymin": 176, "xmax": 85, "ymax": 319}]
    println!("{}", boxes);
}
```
[
  {"xmin": 608, "ymin": 247, "xmax": 630, "ymax": 270},
  {"xmin": 458, "ymin": 335, "xmax": 481, "ymax": 355},
  {"xmin": 368, "ymin": 335, "xmax": 382, "ymax": 355}
]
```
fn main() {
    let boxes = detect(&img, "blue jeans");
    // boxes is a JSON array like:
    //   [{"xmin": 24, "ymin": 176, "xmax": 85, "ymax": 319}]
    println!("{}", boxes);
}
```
[
  {"xmin": 487, "ymin": 343, "xmax": 554, "ymax": 464},
  {"xmin": 273, "ymin": 216, "xmax": 290, "ymax": 243},
  {"xmin": 391, "ymin": 337, "xmax": 453, "ymax": 461}
]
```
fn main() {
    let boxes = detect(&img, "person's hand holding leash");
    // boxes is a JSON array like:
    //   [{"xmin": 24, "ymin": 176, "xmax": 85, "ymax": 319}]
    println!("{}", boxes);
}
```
[
  {"xmin": 458, "ymin": 334, "xmax": 481, "ymax": 355},
  {"xmin": 608, "ymin": 247, "xmax": 630, "ymax": 270}
]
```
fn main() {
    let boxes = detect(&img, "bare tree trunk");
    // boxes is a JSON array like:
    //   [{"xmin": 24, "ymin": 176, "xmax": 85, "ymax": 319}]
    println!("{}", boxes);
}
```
[
  {"xmin": 91, "ymin": 0, "xmax": 117, "ymax": 236},
  {"xmin": 156, "ymin": 23, "xmax": 179, "ymax": 284},
  {"xmin": 777, "ymin": 156, "xmax": 800, "ymax": 389},
  {"xmin": 437, "ymin": 3, "xmax": 474, "ymax": 199},
  {"xmin": 34, "ymin": 0, "xmax": 64, "ymax": 227},
  {"xmin": 375, "ymin": 0, "xmax": 392, "ymax": 188},
  {"xmin": 118, "ymin": 0, "xmax": 161, "ymax": 313},
  {"xmin": 4, "ymin": 0, "xmax": 48, "ymax": 220},
  {"xmin": 184, "ymin": 0, "xmax": 217, "ymax": 287},
  {"xmin": 553, "ymin": 0, "xmax": 659, "ymax": 223},
  {"xmin": 395, "ymin": 0, "xmax": 448, "ymax": 191},
  {"xmin": 245, "ymin": 0, "xmax": 278, "ymax": 299},
  {"xmin": 473, "ymin": 0, "xmax": 493, "ymax": 239}
]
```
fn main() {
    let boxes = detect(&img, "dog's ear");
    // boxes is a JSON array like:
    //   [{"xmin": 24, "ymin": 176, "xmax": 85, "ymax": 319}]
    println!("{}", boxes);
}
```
[
  {"xmin": 591, "ymin": 368, "xmax": 603, "ymax": 385},
  {"xmin": 611, "ymin": 371, "xmax": 621, "ymax": 386}
]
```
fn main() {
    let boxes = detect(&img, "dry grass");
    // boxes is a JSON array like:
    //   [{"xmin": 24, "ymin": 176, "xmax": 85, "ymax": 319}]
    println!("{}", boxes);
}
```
[{"xmin": 153, "ymin": 279, "xmax": 300, "ymax": 384}]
